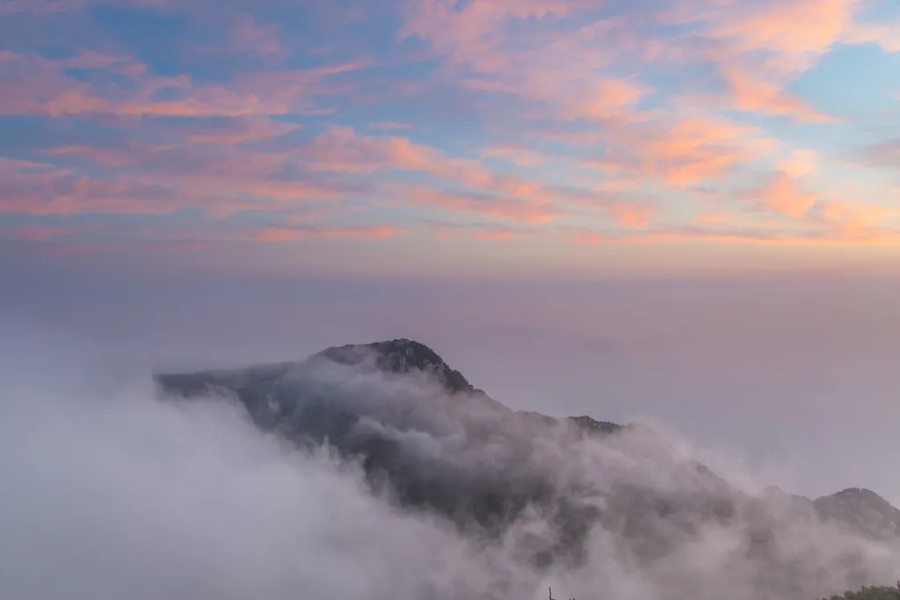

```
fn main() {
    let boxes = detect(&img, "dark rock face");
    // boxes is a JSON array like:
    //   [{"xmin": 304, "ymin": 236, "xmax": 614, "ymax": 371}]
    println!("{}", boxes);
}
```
[
  {"xmin": 569, "ymin": 415, "xmax": 622, "ymax": 435},
  {"xmin": 155, "ymin": 338, "xmax": 900, "ymax": 589},
  {"xmin": 319, "ymin": 339, "xmax": 476, "ymax": 394},
  {"xmin": 815, "ymin": 488, "xmax": 900, "ymax": 540}
]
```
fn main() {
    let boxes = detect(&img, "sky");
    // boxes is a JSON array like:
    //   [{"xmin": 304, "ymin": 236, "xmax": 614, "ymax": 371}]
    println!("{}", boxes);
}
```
[
  {"xmin": 1, "ymin": 0, "xmax": 900, "ymax": 504},
  {"xmin": 0, "ymin": 0, "xmax": 899, "ymax": 274}
]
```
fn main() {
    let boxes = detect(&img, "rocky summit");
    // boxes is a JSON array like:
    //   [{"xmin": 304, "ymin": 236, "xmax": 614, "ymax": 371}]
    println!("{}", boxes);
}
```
[{"xmin": 317, "ymin": 338, "xmax": 476, "ymax": 394}]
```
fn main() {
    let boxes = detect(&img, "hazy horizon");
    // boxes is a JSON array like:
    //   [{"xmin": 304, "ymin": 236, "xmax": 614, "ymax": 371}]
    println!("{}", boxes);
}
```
[{"xmin": 4, "ymin": 261, "xmax": 900, "ymax": 506}]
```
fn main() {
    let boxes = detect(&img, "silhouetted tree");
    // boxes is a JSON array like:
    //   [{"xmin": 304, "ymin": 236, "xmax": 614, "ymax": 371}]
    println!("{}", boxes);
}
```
[{"xmin": 822, "ymin": 584, "xmax": 900, "ymax": 600}]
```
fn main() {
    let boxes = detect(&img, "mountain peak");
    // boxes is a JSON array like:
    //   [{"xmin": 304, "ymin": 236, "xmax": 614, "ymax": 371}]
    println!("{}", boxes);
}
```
[
  {"xmin": 156, "ymin": 338, "xmax": 900, "ymax": 548},
  {"xmin": 814, "ymin": 488, "xmax": 900, "ymax": 539},
  {"xmin": 317, "ymin": 338, "xmax": 476, "ymax": 394},
  {"xmin": 570, "ymin": 415, "xmax": 623, "ymax": 435}
]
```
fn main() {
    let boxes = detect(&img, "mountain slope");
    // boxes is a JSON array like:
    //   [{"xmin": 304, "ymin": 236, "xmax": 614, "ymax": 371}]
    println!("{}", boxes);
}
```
[
  {"xmin": 156, "ymin": 338, "xmax": 900, "ymax": 593},
  {"xmin": 815, "ymin": 488, "xmax": 900, "ymax": 540}
]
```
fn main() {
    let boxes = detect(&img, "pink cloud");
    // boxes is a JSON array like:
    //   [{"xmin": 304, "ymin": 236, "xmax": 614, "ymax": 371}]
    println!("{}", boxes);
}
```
[
  {"xmin": 183, "ymin": 117, "xmax": 301, "ymax": 144},
  {"xmin": 302, "ymin": 126, "xmax": 451, "ymax": 174},
  {"xmin": 701, "ymin": 0, "xmax": 858, "ymax": 70},
  {"xmin": 230, "ymin": 13, "xmax": 283, "ymax": 57},
  {"xmin": 641, "ymin": 118, "xmax": 769, "ymax": 185},
  {"xmin": 0, "ymin": 225, "xmax": 71, "ymax": 241},
  {"xmin": 0, "ymin": 0, "xmax": 169, "ymax": 14},
  {"xmin": 0, "ymin": 154, "xmax": 303, "ymax": 217},
  {"xmin": 471, "ymin": 229, "xmax": 517, "ymax": 241},
  {"xmin": 254, "ymin": 225, "xmax": 406, "ymax": 242},
  {"xmin": 402, "ymin": 1, "xmax": 651, "ymax": 127},
  {"xmin": 777, "ymin": 149, "xmax": 820, "ymax": 178},
  {"xmin": 570, "ymin": 230, "xmax": 606, "ymax": 245},
  {"xmin": 0, "ymin": 0, "xmax": 85, "ymax": 14},
  {"xmin": 405, "ymin": 186, "xmax": 565, "ymax": 225},
  {"xmin": 367, "ymin": 121, "xmax": 412, "ymax": 131},
  {"xmin": 845, "ymin": 21, "xmax": 900, "ymax": 53},
  {"xmin": 431, "ymin": 221, "xmax": 523, "ymax": 241},
  {"xmin": 400, "ymin": 0, "xmax": 580, "ymax": 63},
  {"xmin": 18, "ymin": 137, "xmax": 358, "ymax": 217},
  {"xmin": 857, "ymin": 138, "xmax": 900, "ymax": 171},
  {"xmin": 2, "ymin": 0, "xmax": 898, "ymax": 262},
  {"xmin": 560, "ymin": 78, "xmax": 648, "ymax": 122},
  {"xmin": 29, "ymin": 243, "xmax": 106, "ymax": 257},
  {"xmin": 302, "ymin": 127, "xmax": 561, "ymax": 213},
  {"xmin": 581, "ymin": 116, "xmax": 772, "ymax": 186},
  {"xmin": 483, "ymin": 145, "xmax": 550, "ymax": 168},
  {"xmin": 23, "ymin": 240, "xmax": 204, "ymax": 258},
  {"xmin": 0, "ymin": 51, "xmax": 371, "ymax": 118}
]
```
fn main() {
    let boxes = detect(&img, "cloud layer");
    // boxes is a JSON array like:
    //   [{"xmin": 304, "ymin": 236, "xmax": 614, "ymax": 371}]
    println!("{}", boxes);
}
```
[{"xmin": 2, "ymin": 320, "xmax": 899, "ymax": 600}]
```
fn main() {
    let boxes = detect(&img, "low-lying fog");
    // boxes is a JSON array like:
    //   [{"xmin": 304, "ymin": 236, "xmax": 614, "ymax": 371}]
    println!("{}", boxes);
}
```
[{"xmin": 1, "ymin": 313, "xmax": 898, "ymax": 600}]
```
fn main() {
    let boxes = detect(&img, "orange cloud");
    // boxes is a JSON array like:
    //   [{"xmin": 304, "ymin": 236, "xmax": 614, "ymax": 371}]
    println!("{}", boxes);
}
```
[
  {"xmin": 777, "ymin": 149, "xmax": 820, "ymax": 178},
  {"xmin": 608, "ymin": 203, "xmax": 656, "ymax": 228},
  {"xmin": 820, "ymin": 201, "xmax": 900, "ymax": 235},
  {"xmin": 757, "ymin": 173, "xmax": 817, "ymax": 219},
  {"xmin": 692, "ymin": 210, "xmax": 731, "ymax": 226},
  {"xmin": 719, "ymin": 65, "xmax": 834, "ymax": 122},
  {"xmin": 471, "ymin": 229, "xmax": 517, "ymax": 241},
  {"xmin": 566, "ymin": 227, "xmax": 900, "ymax": 248}
]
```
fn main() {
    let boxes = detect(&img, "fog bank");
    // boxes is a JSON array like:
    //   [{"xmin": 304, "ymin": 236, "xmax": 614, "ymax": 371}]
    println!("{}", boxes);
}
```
[{"xmin": 1, "ymin": 320, "xmax": 898, "ymax": 600}]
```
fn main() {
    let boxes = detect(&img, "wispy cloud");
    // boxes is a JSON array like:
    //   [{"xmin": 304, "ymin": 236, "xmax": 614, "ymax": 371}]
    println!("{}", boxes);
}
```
[
  {"xmin": 253, "ymin": 225, "xmax": 406, "ymax": 242},
  {"xmin": 0, "ymin": 0, "xmax": 898, "ymax": 268}
]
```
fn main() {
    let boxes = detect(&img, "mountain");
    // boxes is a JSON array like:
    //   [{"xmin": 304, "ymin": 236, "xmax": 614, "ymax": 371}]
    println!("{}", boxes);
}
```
[
  {"xmin": 320, "ymin": 339, "xmax": 477, "ymax": 394},
  {"xmin": 815, "ymin": 488, "xmax": 900, "ymax": 540},
  {"xmin": 156, "ymin": 338, "xmax": 900, "ymax": 594}
]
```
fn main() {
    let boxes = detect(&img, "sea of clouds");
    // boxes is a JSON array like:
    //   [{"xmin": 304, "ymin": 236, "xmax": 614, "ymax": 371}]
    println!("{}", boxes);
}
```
[{"xmin": 1, "ymin": 318, "xmax": 898, "ymax": 600}]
